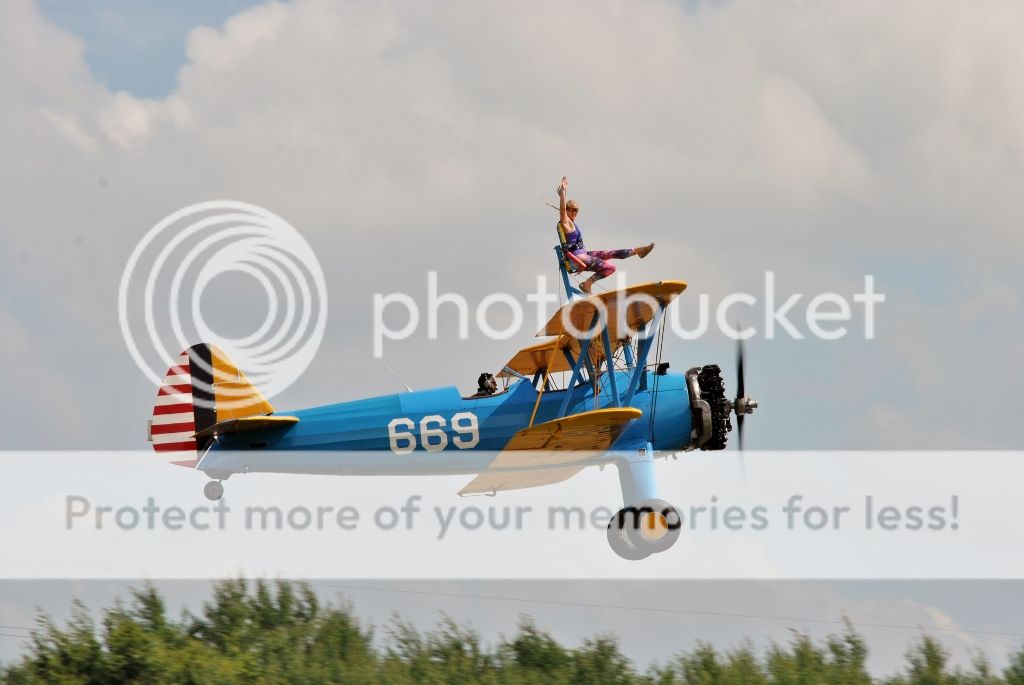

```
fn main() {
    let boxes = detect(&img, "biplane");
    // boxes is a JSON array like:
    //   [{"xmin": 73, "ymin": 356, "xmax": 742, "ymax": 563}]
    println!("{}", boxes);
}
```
[{"xmin": 148, "ymin": 248, "xmax": 758, "ymax": 559}]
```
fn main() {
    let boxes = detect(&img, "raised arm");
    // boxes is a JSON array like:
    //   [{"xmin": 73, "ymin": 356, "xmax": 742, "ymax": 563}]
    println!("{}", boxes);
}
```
[{"xmin": 556, "ymin": 176, "xmax": 570, "ymax": 227}]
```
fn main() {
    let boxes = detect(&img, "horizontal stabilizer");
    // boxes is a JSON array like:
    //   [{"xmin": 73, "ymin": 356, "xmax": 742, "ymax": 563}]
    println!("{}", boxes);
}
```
[{"xmin": 192, "ymin": 415, "xmax": 299, "ymax": 440}]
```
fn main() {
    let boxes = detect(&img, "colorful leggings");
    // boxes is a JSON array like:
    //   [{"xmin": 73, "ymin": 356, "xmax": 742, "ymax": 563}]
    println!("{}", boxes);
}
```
[{"xmin": 573, "ymin": 248, "xmax": 635, "ymax": 278}]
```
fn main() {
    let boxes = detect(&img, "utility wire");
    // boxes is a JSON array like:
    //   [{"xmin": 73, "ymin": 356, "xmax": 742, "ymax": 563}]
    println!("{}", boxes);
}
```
[
  {"xmin": 1, "ymin": 577, "xmax": 1023, "ymax": 641},
  {"xmin": 309, "ymin": 582, "xmax": 1024, "ymax": 641}
]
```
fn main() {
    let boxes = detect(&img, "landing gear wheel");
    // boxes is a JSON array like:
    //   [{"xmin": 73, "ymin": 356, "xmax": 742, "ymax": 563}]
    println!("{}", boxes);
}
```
[
  {"xmin": 697, "ymin": 364, "xmax": 732, "ymax": 451},
  {"xmin": 203, "ymin": 481, "xmax": 224, "ymax": 501},
  {"xmin": 607, "ymin": 512, "xmax": 650, "ymax": 561},
  {"xmin": 623, "ymin": 499, "xmax": 681, "ymax": 555},
  {"xmin": 606, "ymin": 500, "xmax": 682, "ymax": 559}
]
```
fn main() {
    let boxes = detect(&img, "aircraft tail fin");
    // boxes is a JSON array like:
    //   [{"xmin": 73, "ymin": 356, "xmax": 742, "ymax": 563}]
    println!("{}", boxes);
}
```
[{"xmin": 148, "ymin": 343, "xmax": 274, "ymax": 468}]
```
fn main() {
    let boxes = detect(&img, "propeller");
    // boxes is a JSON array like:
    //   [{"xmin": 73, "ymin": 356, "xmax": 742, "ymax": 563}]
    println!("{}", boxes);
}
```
[
  {"xmin": 736, "ymin": 337, "xmax": 746, "ymax": 451},
  {"xmin": 733, "ymin": 335, "xmax": 759, "ymax": 474}
]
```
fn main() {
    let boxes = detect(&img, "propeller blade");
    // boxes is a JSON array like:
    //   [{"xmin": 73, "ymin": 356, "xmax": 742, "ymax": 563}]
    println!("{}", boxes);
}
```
[
  {"xmin": 735, "ymin": 333, "xmax": 747, "ymax": 480},
  {"xmin": 736, "ymin": 336, "xmax": 745, "ymax": 400}
]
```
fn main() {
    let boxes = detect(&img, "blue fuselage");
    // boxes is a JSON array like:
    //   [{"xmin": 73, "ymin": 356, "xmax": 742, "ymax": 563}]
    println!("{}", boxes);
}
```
[{"xmin": 202, "ymin": 370, "xmax": 691, "ymax": 477}]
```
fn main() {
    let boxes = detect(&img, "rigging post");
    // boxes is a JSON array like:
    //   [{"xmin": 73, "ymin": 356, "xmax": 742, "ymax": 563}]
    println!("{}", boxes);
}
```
[{"xmin": 555, "ymin": 245, "xmax": 584, "ymax": 301}]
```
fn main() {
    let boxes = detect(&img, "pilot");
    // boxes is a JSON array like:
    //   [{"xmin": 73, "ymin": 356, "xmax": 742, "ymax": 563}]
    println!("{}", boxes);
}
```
[
  {"xmin": 556, "ymin": 176, "xmax": 654, "ymax": 294},
  {"xmin": 471, "ymin": 373, "xmax": 498, "ymax": 397}
]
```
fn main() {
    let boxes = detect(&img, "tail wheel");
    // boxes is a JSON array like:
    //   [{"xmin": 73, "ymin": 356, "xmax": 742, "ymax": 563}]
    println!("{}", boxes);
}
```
[
  {"xmin": 204, "ymin": 480, "xmax": 224, "ymax": 501},
  {"xmin": 697, "ymin": 365, "xmax": 732, "ymax": 451}
]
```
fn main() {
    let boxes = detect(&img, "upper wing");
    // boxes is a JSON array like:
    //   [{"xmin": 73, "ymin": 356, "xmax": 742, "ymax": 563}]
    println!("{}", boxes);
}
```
[
  {"xmin": 498, "ymin": 281, "xmax": 687, "ymax": 379},
  {"xmin": 498, "ymin": 337, "xmax": 574, "ymax": 378},
  {"xmin": 538, "ymin": 280, "xmax": 687, "ymax": 340},
  {"xmin": 497, "ymin": 334, "xmax": 633, "ymax": 380}
]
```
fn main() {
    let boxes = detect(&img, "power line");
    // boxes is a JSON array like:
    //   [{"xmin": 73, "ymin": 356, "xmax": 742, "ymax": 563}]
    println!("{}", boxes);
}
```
[
  {"xmin": 0, "ymin": 625, "xmax": 32, "ymax": 631},
  {"xmin": 0, "ymin": 558, "xmax": 149, "ymax": 574},
  {"xmin": 1, "ymin": 567, "xmax": 1022, "ymax": 642},
  {"xmin": 309, "ymin": 582, "xmax": 1024, "ymax": 641}
]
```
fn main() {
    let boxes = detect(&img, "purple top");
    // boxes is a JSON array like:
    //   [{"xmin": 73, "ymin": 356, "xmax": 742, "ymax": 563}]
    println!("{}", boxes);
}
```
[{"xmin": 560, "ymin": 221, "xmax": 585, "ymax": 253}]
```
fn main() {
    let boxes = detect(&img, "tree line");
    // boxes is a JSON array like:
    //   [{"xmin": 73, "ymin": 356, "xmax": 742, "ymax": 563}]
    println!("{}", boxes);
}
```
[{"xmin": 2, "ymin": 579, "xmax": 1023, "ymax": 684}]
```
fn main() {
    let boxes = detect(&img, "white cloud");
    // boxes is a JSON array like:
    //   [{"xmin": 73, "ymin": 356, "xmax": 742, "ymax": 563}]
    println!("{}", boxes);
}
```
[
  {"xmin": 0, "ymin": 0, "xmax": 1021, "ymax": 449},
  {"xmin": 185, "ymin": 1, "xmax": 290, "ymax": 73},
  {"xmin": 754, "ymin": 75, "xmax": 874, "ymax": 208},
  {"xmin": 38, "ymin": 107, "xmax": 98, "ymax": 151},
  {"xmin": 0, "ymin": 309, "xmax": 93, "ymax": 441},
  {"xmin": 98, "ymin": 93, "xmax": 154, "ymax": 147}
]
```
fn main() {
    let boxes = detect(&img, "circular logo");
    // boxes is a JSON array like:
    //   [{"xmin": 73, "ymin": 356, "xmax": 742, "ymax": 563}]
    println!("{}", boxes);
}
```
[{"xmin": 118, "ymin": 200, "xmax": 327, "ymax": 401}]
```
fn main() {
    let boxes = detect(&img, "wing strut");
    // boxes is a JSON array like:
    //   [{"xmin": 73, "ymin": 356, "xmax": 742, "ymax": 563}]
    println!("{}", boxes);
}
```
[
  {"xmin": 600, "ymin": 324, "xmax": 620, "ymax": 408},
  {"xmin": 557, "ymin": 328, "xmax": 595, "ymax": 419},
  {"xmin": 528, "ymin": 309, "xmax": 603, "ymax": 427},
  {"xmin": 517, "ymin": 281, "xmax": 685, "ymax": 422},
  {"xmin": 527, "ymin": 335, "xmax": 562, "ymax": 428},
  {"xmin": 620, "ymin": 304, "xmax": 666, "ymax": 406}
]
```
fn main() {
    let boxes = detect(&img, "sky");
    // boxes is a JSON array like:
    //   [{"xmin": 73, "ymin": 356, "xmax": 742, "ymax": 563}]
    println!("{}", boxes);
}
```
[
  {"xmin": 2, "ymin": 0, "xmax": 1022, "ymax": 452},
  {"xmin": 2, "ymin": 0, "xmax": 1024, "ymax": 676}
]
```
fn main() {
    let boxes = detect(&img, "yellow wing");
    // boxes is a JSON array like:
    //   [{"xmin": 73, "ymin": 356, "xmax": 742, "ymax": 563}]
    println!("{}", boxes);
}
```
[
  {"xmin": 456, "ymin": 408, "xmax": 642, "ymax": 496},
  {"xmin": 498, "ymin": 337, "xmax": 573, "ymax": 378},
  {"xmin": 497, "ymin": 333, "xmax": 632, "ymax": 379},
  {"xmin": 497, "ymin": 281, "xmax": 686, "ymax": 379},
  {"xmin": 458, "ymin": 466, "xmax": 585, "ymax": 496},
  {"xmin": 538, "ymin": 280, "xmax": 687, "ymax": 340},
  {"xmin": 503, "ymin": 407, "xmax": 642, "ymax": 451}
]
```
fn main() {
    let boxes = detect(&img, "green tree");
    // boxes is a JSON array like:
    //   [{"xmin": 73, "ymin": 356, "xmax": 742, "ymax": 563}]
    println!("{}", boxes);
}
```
[
  {"xmin": 496, "ymin": 619, "xmax": 572, "ymax": 685},
  {"xmin": 1006, "ymin": 647, "xmax": 1024, "ymax": 685},
  {"xmin": 3, "ymin": 579, "xmax": 1020, "ymax": 685},
  {"xmin": 571, "ymin": 634, "xmax": 633, "ymax": 685},
  {"xmin": 676, "ymin": 642, "xmax": 724, "ymax": 685},
  {"xmin": 885, "ymin": 635, "xmax": 957, "ymax": 685},
  {"xmin": 13, "ymin": 601, "xmax": 107, "ymax": 685}
]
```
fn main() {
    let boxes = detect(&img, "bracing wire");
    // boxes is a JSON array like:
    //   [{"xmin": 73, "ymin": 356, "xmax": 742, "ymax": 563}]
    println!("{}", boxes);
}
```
[{"xmin": 647, "ymin": 314, "xmax": 667, "ymax": 440}]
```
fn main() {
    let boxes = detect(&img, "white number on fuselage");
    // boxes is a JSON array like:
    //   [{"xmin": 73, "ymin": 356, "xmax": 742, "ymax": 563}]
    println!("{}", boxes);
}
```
[{"xmin": 387, "ymin": 412, "xmax": 479, "ymax": 454}]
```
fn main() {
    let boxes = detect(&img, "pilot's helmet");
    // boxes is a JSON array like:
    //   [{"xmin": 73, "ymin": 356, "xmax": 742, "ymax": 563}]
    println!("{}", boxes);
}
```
[{"xmin": 477, "ymin": 372, "xmax": 497, "ymax": 394}]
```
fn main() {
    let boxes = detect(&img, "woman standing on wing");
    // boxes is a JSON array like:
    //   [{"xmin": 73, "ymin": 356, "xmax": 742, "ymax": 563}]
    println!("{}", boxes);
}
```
[{"xmin": 556, "ymin": 176, "xmax": 654, "ymax": 294}]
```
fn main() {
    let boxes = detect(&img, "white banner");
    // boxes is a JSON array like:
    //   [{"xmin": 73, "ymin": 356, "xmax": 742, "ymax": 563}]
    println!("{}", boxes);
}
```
[{"xmin": 0, "ymin": 451, "xmax": 1017, "ymax": 579}]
